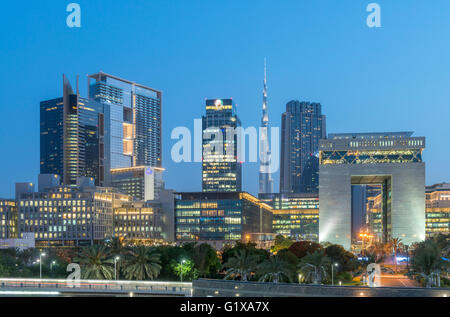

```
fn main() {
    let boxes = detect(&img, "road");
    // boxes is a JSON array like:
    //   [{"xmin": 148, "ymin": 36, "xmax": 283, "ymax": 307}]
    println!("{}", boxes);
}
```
[
  {"xmin": 0, "ymin": 278, "xmax": 192, "ymax": 297},
  {"xmin": 379, "ymin": 274, "xmax": 420, "ymax": 288}
]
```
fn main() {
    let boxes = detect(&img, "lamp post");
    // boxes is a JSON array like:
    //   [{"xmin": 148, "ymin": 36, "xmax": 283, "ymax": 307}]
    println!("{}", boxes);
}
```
[
  {"xmin": 50, "ymin": 261, "xmax": 56, "ymax": 272},
  {"xmin": 180, "ymin": 260, "xmax": 186, "ymax": 282},
  {"xmin": 39, "ymin": 252, "xmax": 46, "ymax": 279},
  {"xmin": 298, "ymin": 273, "xmax": 302, "ymax": 284},
  {"xmin": 114, "ymin": 256, "xmax": 120, "ymax": 280},
  {"xmin": 331, "ymin": 263, "xmax": 338, "ymax": 286},
  {"xmin": 405, "ymin": 245, "xmax": 410, "ymax": 271}
]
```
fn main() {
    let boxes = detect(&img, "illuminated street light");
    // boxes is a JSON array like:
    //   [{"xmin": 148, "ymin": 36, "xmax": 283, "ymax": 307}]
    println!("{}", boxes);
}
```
[
  {"xmin": 331, "ymin": 263, "xmax": 338, "ymax": 286},
  {"xmin": 50, "ymin": 261, "xmax": 57, "ymax": 272},
  {"xmin": 114, "ymin": 256, "xmax": 120, "ymax": 280},
  {"xmin": 39, "ymin": 252, "xmax": 46, "ymax": 279}
]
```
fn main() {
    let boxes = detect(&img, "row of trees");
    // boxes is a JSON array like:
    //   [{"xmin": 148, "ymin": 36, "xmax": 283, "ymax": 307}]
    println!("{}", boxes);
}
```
[
  {"xmin": 222, "ymin": 239, "xmax": 358, "ymax": 284},
  {"xmin": 0, "ymin": 234, "xmax": 448, "ymax": 287},
  {"xmin": 0, "ymin": 238, "xmax": 221, "ymax": 281}
]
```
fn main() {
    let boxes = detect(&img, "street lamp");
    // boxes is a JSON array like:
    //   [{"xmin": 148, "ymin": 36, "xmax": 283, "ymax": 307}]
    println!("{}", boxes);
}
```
[
  {"xmin": 180, "ymin": 259, "xmax": 186, "ymax": 282},
  {"xmin": 50, "ymin": 261, "xmax": 56, "ymax": 272},
  {"xmin": 114, "ymin": 256, "xmax": 120, "ymax": 280},
  {"xmin": 331, "ymin": 263, "xmax": 338, "ymax": 286},
  {"xmin": 298, "ymin": 273, "xmax": 303, "ymax": 284},
  {"xmin": 39, "ymin": 252, "xmax": 46, "ymax": 279}
]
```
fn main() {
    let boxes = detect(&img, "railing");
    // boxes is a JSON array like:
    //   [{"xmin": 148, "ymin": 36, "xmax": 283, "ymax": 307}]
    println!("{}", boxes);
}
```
[{"xmin": 0, "ymin": 278, "xmax": 192, "ymax": 296}]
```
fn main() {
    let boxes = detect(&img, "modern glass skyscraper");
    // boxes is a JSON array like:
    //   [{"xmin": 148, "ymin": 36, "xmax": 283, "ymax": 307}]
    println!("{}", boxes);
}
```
[
  {"xmin": 88, "ymin": 72, "xmax": 162, "ymax": 185},
  {"xmin": 202, "ymin": 99, "xmax": 242, "ymax": 192},
  {"xmin": 40, "ymin": 75, "xmax": 105, "ymax": 186},
  {"xmin": 280, "ymin": 101, "xmax": 326, "ymax": 194}
]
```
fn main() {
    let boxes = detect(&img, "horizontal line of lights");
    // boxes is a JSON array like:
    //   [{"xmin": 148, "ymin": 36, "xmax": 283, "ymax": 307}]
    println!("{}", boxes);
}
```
[
  {"xmin": 0, "ymin": 278, "xmax": 191, "ymax": 286},
  {"xmin": 0, "ymin": 291, "xmax": 60, "ymax": 295}
]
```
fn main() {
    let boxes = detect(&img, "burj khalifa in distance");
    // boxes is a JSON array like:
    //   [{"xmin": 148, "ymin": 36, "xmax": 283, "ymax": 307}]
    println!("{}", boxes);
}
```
[{"xmin": 259, "ymin": 59, "xmax": 274, "ymax": 195}]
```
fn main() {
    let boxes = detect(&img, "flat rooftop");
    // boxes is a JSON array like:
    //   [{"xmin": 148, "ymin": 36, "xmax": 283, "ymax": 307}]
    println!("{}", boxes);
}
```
[{"xmin": 328, "ymin": 132, "xmax": 414, "ymax": 139}]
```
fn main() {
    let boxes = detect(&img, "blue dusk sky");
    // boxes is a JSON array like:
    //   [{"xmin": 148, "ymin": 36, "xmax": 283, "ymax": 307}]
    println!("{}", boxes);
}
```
[{"xmin": 0, "ymin": 0, "xmax": 449, "ymax": 198}]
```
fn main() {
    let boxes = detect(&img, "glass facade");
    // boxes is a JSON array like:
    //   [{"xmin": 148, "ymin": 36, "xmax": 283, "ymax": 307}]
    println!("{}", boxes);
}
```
[
  {"xmin": 40, "ymin": 76, "xmax": 105, "ymax": 186},
  {"xmin": 114, "ymin": 201, "xmax": 164, "ymax": 242},
  {"xmin": 425, "ymin": 183, "xmax": 450, "ymax": 237},
  {"xmin": 260, "ymin": 193, "xmax": 319, "ymax": 241},
  {"xmin": 175, "ymin": 192, "xmax": 272, "ymax": 243},
  {"xmin": 320, "ymin": 149, "xmax": 423, "ymax": 165},
  {"xmin": 280, "ymin": 101, "xmax": 326, "ymax": 194},
  {"xmin": 88, "ymin": 72, "xmax": 162, "ymax": 185},
  {"xmin": 202, "ymin": 99, "xmax": 242, "ymax": 192},
  {"xmin": 17, "ymin": 187, "xmax": 130, "ymax": 247},
  {"xmin": 0, "ymin": 200, "xmax": 17, "ymax": 239},
  {"xmin": 110, "ymin": 166, "xmax": 164, "ymax": 201}
]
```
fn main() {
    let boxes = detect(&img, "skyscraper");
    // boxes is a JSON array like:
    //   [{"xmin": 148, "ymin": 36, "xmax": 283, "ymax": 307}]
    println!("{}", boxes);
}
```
[
  {"xmin": 88, "ymin": 72, "xmax": 162, "ymax": 185},
  {"xmin": 40, "ymin": 75, "xmax": 105, "ymax": 186},
  {"xmin": 202, "ymin": 99, "xmax": 242, "ymax": 192},
  {"xmin": 259, "ymin": 60, "xmax": 274, "ymax": 195},
  {"xmin": 280, "ymin": 101, "xmax": 326, "ymax": 194}
]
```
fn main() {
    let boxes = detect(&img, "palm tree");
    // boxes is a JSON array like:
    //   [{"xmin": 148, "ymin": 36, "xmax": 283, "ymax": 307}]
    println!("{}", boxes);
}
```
[
  {"xmin": 257, "ymin": 256, "xmax": 294, "ymax": 283},
  {"xmin": 366, "ymin": 241, "xmax": 388, "ymax": 263},
  {"xmin": 388, "ymin": 237, "xmax": 403, "ymax": 273},
  {"xmin": 412, "ymin": 240, "xmax": 445, "ymax": 288},
  {"xmin": 123, "ymin": 246, "xmax": 162, "ymax": 280},
  {"xmin": 105, "ymin": 236, "xmax": 126, "ymax": 256},
  {"xmin": 298, "ymin": 251, "xmax": 331, "ymax": 284},
  {"xmin": 75, "ymin": 245, "xmax": 114, "ymax": 280},
  {"xmin": 222, "ymin": 249, "xmax": 259, "ymax": 281}
]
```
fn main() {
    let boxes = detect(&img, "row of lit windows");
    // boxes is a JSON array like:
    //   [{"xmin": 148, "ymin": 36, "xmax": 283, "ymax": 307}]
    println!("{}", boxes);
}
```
[{"xmin": 20, "ymin": 200, "xmax": 87, "ymax": 207}]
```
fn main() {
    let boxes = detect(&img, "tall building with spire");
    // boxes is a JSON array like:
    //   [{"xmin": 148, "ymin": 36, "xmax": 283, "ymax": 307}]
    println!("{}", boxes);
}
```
[{"xmin": 259, "ymin": 59, "xmax": 274, "ymax": 195}]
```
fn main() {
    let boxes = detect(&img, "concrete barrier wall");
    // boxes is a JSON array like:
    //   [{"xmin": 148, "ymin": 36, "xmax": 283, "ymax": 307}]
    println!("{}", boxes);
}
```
[{"xmin": 193, "ymin": 279, "xmax": 450, "ymax": 297}]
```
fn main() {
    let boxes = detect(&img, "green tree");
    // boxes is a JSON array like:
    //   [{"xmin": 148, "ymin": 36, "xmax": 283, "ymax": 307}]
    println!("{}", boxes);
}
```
[
  {"xmin": 271, "ymin": 235, "xmax": 294, "ymax": 253},
  {"xmin": 388, "ymin": 237, "xmax": 403, "ymax": 273},
  {"xmin": 0, "ymin": 263, "xmax": 10, "ymax": 277},
  {"xmin": 75, "ymin": 245, "xmax": 114, "ymax": 280},
  {"xmin": 288, "ymin": 241, "xmax": 322, "ymax": 259},
  {"xmin": 298, "ymin": 251, "xmax": 331, "ymax": 284},
  {"xmin": 365, "ymin": 241, "xmax": 388, "ymax": 263},
  {"xmin": 257, "ymin": 256, "xmax": 294, "ymax": 283},
  {"xmin": 411, "ymin": 240, "xmax": 446, "ymax": 288},
  {"xmin": 325, "ymin": 244, "xmax": 359, "ymax": 273},
  {"xmin": 123, "ymin": 246, "xmax": 162, "ymax": 280},
  {"xmin": 221, "ymin": 242, "xmax": 269, "ymax": 265},
  {"xmin": 191, "ymin": 243, "xmax": 221, "ymax": 278},
  {"xmin": 223, "ymin": 249, "xmax": 259, "ymax": 281},
  {"xmin": 171, "ymin": 259, "xmax": 198, "ymax": 282},
  {"xmin": 154, "ymin": 245, "xmax": 191, "ymax": 280},
  {"xmin": 276, "ymin": 249, "xmax": 299, "ymax": 267}
]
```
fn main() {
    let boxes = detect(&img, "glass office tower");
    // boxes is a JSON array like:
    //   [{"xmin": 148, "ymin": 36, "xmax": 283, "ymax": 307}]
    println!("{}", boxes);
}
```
[
  {"xmin": 280, "ymin": 101, "xmax": 326, "ymax": 194},
  {"xmin": 175, "ymin": 192, "xmax": 273, "ymax": 246},
  {"xmin": 40, "ymin": 75, "xmax": 105, "ymax": 186},
  {"xmin": 202, "ymin": 99, "xmax": 242, "ymax": 192},
  {"xmin": 88, "ymin": 72, "xmax": 162, "ymax": 185}
]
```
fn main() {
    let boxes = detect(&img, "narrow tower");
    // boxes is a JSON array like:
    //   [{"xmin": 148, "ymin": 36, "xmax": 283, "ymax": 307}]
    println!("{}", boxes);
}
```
[{"xmin": 259, "ymin": 59, "xmax": 274, "ymax": 194}]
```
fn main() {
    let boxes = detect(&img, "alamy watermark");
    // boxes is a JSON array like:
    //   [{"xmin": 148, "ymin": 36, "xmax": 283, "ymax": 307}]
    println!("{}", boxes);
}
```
[
  {"xmin": 66, "ymin": 3, "xmax": 81, "ymax": 28},
  {"xmin": 366, "ymin": 3, "xmax": 381, "ymax": 28},
  {"xmin": 170, "ymin": 119, "xmax": 280, "ymax": 173}
]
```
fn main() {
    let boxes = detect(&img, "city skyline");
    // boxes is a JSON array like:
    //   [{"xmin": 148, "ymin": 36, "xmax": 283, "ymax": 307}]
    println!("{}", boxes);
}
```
[{"xmin": 1, "ymin": 1, "xmax": 450, "ymax": 198}]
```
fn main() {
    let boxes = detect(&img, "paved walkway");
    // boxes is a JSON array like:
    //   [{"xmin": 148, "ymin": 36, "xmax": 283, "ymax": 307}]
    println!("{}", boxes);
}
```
[{"xmin": 379, "ymin": 274, "xmax": 420, "ymax": 288}]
